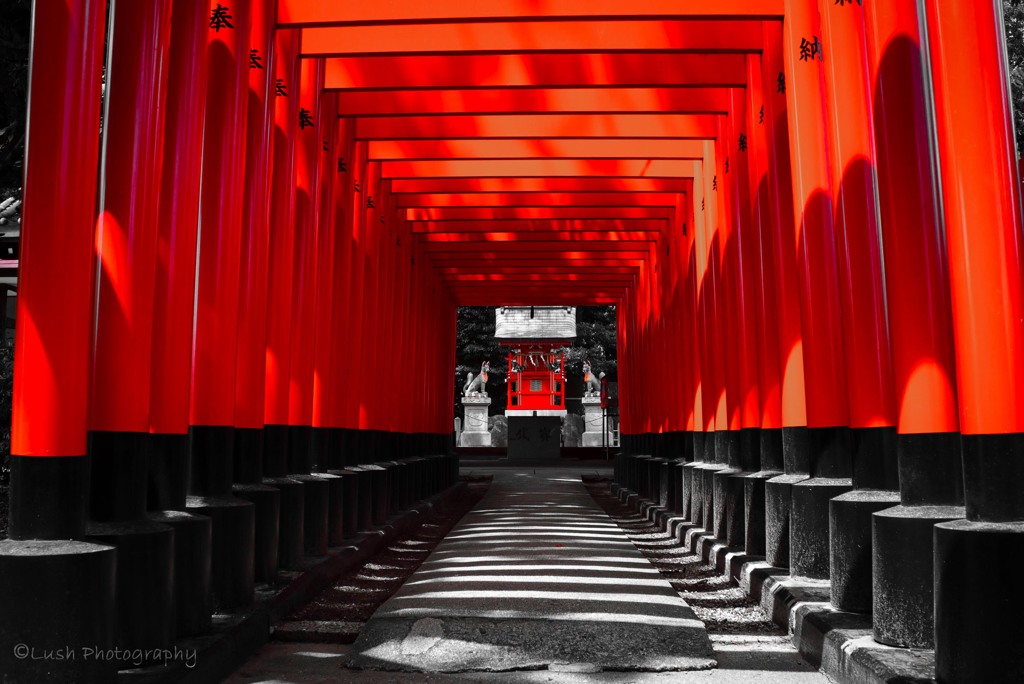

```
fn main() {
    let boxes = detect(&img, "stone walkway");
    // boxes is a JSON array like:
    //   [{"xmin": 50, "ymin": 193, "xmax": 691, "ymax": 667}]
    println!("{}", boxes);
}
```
[
  {"xmin": 230, "ymin": 466, "xmax": 834, "ymax": 682},
  {"xmin": 345, "ymin": 469, "xmax": 716, "ymax": 673}
]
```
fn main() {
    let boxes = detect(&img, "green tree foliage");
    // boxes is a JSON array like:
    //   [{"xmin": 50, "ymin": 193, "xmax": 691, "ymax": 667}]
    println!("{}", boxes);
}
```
[
  {"xmin": 1006, "ymin": 1, "xmax": 1024, "ymax": 152},
  {"xmin": 454, "ymin": 306, "xmax": 617, "ymax": 417},
  {"xmin": 0, "ymin": 0, "xmax": 30, "ymax": 192}
]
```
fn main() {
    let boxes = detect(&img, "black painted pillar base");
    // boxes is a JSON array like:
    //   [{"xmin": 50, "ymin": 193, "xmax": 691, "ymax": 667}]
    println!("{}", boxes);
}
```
[
  {"xmin": 319, "ymin": 472, "xmax": 346, "ymax": 547},
  {"xmin": 873, "ymin": 431, "xmax": 964, "ymax": 648},
  {"xmin": 934, "ymin": 519, "xmax": 1024, "ymax": 683},
  {"xmin": 148, "ymin": 433, "xmax": 190, "ymax": 512},
  {"xmin": 700, "ymin": 461, "xmax": 728, "ymax": 534},
  {"xmin": 828, "ymin": 489, "xmax": 900, "ymax": 612},
  {"xmin": 289, "ymin": 474, "xmax": 330, "ymax": 557},
  {"xmin": 85, "ymin": 518, "xmax": 174, "ymax": 653},
  {"xmin": 329, "ymin": 468, "xmax": 359, "ymax": 541},
  {"xmin": 348, "ymin": 465, "xmax": 376, "ymax": 532},
  {"xmin": 264, "ymin": 476, "xmax": 304, "ymax": 570},
  {"xmin": 0, "ymin": 539, "xmax": 117, "ymax": 683},
  {"xmin": 872, "ymin": 504, "xmax": 964, "ymax": 648},
  {"xmin": 712, "ymin": 468, "xmax": 746, "ymax": 546},
  {"xmin": 232, "ymin": 483, "xmax": 280, "ymax": 583},
  {"xmin": 790, "ymin": 477, "xmax": 852, "ymax": 580},
  {"xmin": 684, "ymin": 460, "xmax": 705, "ymax": 529},
  {"xmin": 743, "ymin": 471, "xmax": 778, "ymax": 556},
  {"xmin": 671, "ymin": 458, "xmax": 687, "ymax": 515},
  {"xmin": 185, "ymin": 495, "xmax": 255, "ymax": 612},
  {"xmin": 87, "ymin": 432, "xmax": 175, "ymax": 652},
  {"xmin": 148, "ymin": 509, "xmax": 212, "ymax": 637},
  {"xmin": 765, "ymin": 474, "xmax": 806, "ymax": 568},
  {"xmin": 188, "ymin": 426, "xmax": 255, "ymax": 612}
]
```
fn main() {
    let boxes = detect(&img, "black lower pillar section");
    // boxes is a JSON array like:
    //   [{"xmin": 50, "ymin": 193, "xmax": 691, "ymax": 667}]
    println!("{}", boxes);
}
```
[
  {"xmin": 873, "ymin": 431, "xmax": 964, "ymax": 648},
  {"xmin": 187, "ymin": 425, "xmax": 255, "ymax": 612},
  {"xmin": 0, "ymin": 539, "xmax": 117, "ymax": 683},
  {"xmin": 232, "ymin": 483, "xmax": 280, "ymax": 583},
  {"xmin": 87, "ymin": 432, "xmax": 175, "ymax": 653},
  {"xmin": 322, "ymin": 472, "xmax": 346, "ymax": 547},
  {"xmin": 933, "ymin": 432, "xmax": 1024, "ymax": 682},
  {"xmin": 267, "ymin": 477, "xmax": 304, "ymax": 569},
  {"xmin": 765, "ymin": 475, "xmax": 803, "ymax": 568},
  {"xmin": 86, "ymin": 518, "xmax": 174, "ymax": 653},
  {"xmin": 872, "ymin": 504, "xmax": 964, "ymax": 648},
  {"xmin": 828, "ymin": 489, "xmax": 900, "ymax": 612},
  {"xmin": 148, "ymin": 433, "xmax": 190, "ymax": 512},
  {"xmin": 186, "ymin": 495, "xmax": 255, "ymax": 612},
  {"xmin": 788, "ymin": 427, "xmax": 852, "ymax": 579},
  {"xmin": 290, "ymin": 474, "xmax": 330, "ymax": 557},
  {"xmin": 790, "ymin": 478, "xmax": 852, "ymax": 580},
  {"xmin": 745, "ymin": 428, "xmax": 784, "ymax": 557},
  {"xmin": 934, "ymin": 519, "xmax": 1024, "ymax": 683},
  {"xmin": 148, "ymin": 509, "xmax": 212, "ymax": 637}
]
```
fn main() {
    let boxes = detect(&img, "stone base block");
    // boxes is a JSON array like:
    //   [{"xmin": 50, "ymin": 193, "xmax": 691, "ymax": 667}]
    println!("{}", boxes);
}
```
[
  {"xmin": 86, "ymin": 518, "xmax": 174, "ymax": 653},
  {"xmin": 872, "ymin": 504, "xmax": 964, "ymax": 648},
  {"xmin": 791, "ymin": 478, "xmax": 852, "ymax": 580},
  {"xmin": 148, "ymin": 509, "xmax": 212, "ymax": 637},
  {"xmin": 186, "ymin": 495, "xmax": 255, "ymax": 612},
  {"xmin": 935, "ymin": 519, "xmax": 1024, "ymax": 683},
  {"xmin": 0, "ymin": 540, "xmax": 117, "ymax": 683},
  {"xmin": 828, "ymin": 489, "xmax": 900, "ymax": 613}
]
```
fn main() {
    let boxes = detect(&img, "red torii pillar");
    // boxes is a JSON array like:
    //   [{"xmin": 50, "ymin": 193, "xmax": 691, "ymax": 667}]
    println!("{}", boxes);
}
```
[
  {"xmin": 864, "ymin": 0, "xmax": 964, "ymax": 650},
  {"xmin": 762, "ymin": 20, "xmax": 810, "ymax": 570},
  {"xmin": 232, "ymin": 0, "xmax": 281, "ymax": 584},
  {"xmin": 287, "ymin": 56, "xmax": 331, "ymax": 556},
  {"xmin": 0, "ymin": 2, "xmax": 116, "ymax": 681},
  {"xmin": 86, "ymin": 0, "xmax": 174, "ymax": 652},
  {"xmin": 702, "ymin": 139, "xmax": 730, "ymax": 534},
  {"xmin": 781, "ymin": 0, "xmax": 853, "ymax": 581},
  {"xmin": 148, "ymin": 0, "xmax": 214, "ymax": 638},
  {"xmin": 325, "ymin": 123, "xmax": 361, "ymax": 540},
  {"xmin": 744, "ymin": 52, "xmax": 786, "ymax": 558},
  {"xmin": 817, "ymin": 0, "xmax": 900, "ymax": 615},
  {"xmin": 186, "ymin": 0, "xmax": 254, "ymax": 612},
  {"xmin": 717, "ymin": 88, "xmax": 762, "ymax": 549},
  {"xmin": 926, "ymin": 2, "xmax": 1024, "ymax": 681},
  {"xmin": 311, "ymin": 92, "xmax": 346, "ymax": 546},
  {"xmin": 263, "ymin": 27, "xmax": 305, "ymax": 570}
]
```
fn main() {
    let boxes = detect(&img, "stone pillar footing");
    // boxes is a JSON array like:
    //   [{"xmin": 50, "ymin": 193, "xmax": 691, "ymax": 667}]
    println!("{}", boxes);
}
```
[
  {"xmin": 934, "ymin": 519, "xmax": 1024, "ymax": 683},
  {"xmin": 872, "ymin": 504, "xmax": 964, "ymax": 648},
  {"xmin": 85, "ymin": 518, "xmax": 174, "ymax": 653},
  {"xmin": 186, "ymin": 495, "xmax": 255, "ymax": 612},
  {"xmin": 232, "ymin": 483, "xmax": 280, "ymax": 583},
  {"xmin": 289, "ymin": 474, "xmax": 330, "ymax": 557},
  {"xmin": 0, "ymin": 540, "xmax": 118, "ymax": 683},
  {"xmin": 265, "ymin": 476, "xmax": 304, "ymax": 570},
  {"xmin": 148, "ymin": 509, "xmax": 213, "ymax": 637},
  {"xmin": 765, "ymin": 473, "xmax": 807, "ymax": 568},
  {"xmin": 828, "ymin": 489, "xmax": 900, "ymax": 613},
  {"xmin": 790, "ymin": 478, "xmax": 852, "ymax": 580}
]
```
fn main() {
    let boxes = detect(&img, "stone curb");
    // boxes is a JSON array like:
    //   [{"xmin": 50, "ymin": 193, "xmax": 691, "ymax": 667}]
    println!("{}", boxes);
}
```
[
  {"xmin": 121, "ymin": 481, "xmax": 469, "ymax": 684},
  {"xmin": 611, "ymin": 483, "xmax": 937, "ymax": 684}
]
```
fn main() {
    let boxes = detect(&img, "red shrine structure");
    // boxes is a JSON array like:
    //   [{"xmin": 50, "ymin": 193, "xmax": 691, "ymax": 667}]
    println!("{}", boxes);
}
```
[{"xmin": 497, "ymin": 306, "xmax": 575, "ymax": 417}]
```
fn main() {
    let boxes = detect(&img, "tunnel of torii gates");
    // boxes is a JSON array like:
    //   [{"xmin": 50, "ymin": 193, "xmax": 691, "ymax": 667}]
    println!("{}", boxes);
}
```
[{"xmin": 0, "ymin": 0, "xmax": 1022, "ymax": 682}]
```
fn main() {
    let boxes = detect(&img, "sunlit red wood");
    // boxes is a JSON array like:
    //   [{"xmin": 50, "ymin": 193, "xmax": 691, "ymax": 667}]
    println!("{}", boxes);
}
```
[
  {"xmin": 279, "ymin": 0, "xmax": 784, "ymax": 26},
  {"xmin": 325, "ymin": 54, "xmax": 747, "ymax": 89},
  {"xmin": 381, "ymin": 159, "xmax": 699, "ymax": 179},
  {"xmin": 301, "ymin": 21, "xmax": 763, "ymax": 56},
  {"xmin": 346, "ymin": 89, "xmax": 729, "ymax": 117},
  {"xmin": 357, "ymin": 114, "xmax": 718, "ymax": 140}
]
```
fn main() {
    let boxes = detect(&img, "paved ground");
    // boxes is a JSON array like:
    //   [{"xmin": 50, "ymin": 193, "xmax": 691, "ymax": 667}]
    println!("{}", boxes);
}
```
[
  {"xmin": 229, "ymin": 466, "xmax": 833, "ymax": 683},
  {"xmin": 346, "ymin": 468, "xmax": 715, "ymax": 673}
]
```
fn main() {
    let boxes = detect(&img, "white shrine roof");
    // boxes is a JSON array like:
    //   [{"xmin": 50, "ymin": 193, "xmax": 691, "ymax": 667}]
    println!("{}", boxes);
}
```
[{"xmin": 495, "ymin": 306, "xmax": 577, "ymax": 340}]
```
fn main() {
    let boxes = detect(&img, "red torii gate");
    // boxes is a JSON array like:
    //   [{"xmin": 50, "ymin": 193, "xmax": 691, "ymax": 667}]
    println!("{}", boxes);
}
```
[{"xmin": 1, "ymin": 2, "xmax": 1021, "ymax": 683}]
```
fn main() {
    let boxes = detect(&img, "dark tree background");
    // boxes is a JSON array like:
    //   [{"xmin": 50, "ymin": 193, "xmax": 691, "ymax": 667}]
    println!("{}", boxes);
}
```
[
  {"xmin": 455, "ymin": 306, "xmax": 617, "ymax": 416},
  {"xmin": 1006, "ymin": 0, "xmax": 1024, "ymax": 151},
  {"xmin": 0, "ymin": 0, "xmax": 30, "ymax": 195}
]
